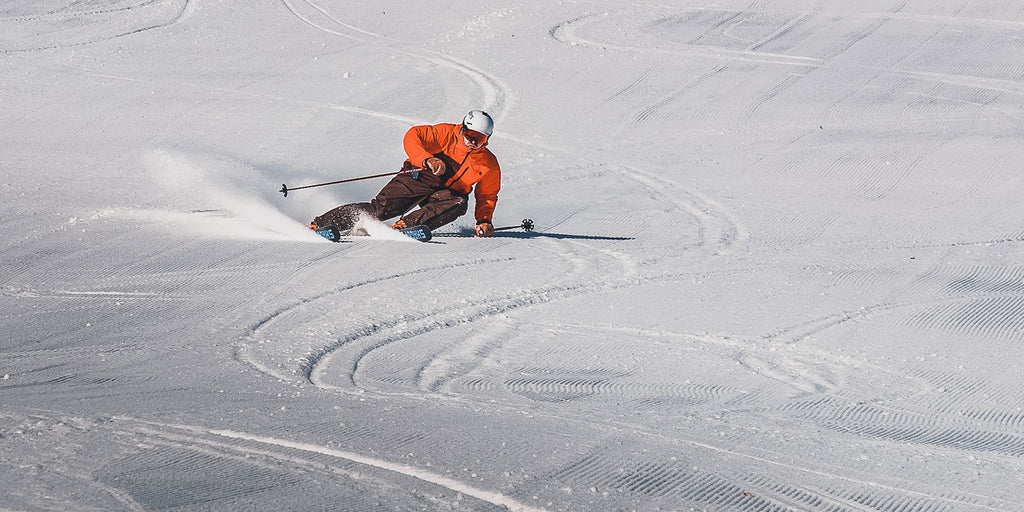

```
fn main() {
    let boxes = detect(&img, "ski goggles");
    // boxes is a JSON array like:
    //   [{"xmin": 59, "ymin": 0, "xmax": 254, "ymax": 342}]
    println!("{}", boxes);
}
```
[{"xmin": 461, "ymin": 126, "xmax": 489, "ymax": 147}]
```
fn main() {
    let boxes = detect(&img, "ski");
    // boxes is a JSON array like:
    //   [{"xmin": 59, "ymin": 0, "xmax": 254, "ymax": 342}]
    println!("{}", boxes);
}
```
[{"xmin": 312, "ymin": 224, "xmax": 431, "ymax": 242}]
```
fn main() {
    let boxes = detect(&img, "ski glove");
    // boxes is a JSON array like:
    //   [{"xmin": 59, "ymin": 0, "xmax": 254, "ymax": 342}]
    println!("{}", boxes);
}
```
[
  {"xmin": 423, "ymin": 157, "xmax": 446, "ymax": 176},
  {"xmin": 475, "ymin": 221, "xmax": 494, "ymax": 238}
]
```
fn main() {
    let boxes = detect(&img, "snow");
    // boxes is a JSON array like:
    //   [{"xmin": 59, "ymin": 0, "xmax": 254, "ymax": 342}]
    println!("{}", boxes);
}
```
[{"xmin": 3, "ymin": 1, "xmax": 1024, "ymax": 510}]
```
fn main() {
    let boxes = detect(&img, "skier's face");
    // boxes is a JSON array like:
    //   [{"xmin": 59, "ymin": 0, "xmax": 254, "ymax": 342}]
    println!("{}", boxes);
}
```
[{"xmin": 461, "ymin": 127, "xmax": 488, "ymax": 150}]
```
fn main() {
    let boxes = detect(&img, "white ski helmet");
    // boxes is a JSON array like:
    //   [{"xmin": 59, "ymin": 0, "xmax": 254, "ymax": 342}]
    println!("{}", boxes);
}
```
[{"xmin": 462, "ymin": 110, "xmax": 494, "ymax": 137}]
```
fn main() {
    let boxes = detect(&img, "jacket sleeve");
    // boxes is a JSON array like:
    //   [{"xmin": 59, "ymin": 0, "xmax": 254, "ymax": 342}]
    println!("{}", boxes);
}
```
[
  {"xmin": 473, "ymin": 160, "xmax": 501, "ymax": 223},
  {"xmin": 403, "ymin": 124, "xmax": 444, "ymax": 168}
]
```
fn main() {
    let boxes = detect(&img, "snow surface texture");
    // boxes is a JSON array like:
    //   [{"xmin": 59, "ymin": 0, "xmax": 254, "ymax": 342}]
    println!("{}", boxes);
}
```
[{"xmin": 3, "ymin": 1, "xmax": 1024, "ymax": 511}]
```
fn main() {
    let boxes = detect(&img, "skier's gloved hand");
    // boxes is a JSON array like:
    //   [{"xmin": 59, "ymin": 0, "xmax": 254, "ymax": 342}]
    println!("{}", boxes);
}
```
[
  {"xmin": 475, "ymin": 221, "xmax": 494, "ymax": 238},
  {"xmin": 424, "ymin": 157, "xmax": 446, "ymax": 176}
]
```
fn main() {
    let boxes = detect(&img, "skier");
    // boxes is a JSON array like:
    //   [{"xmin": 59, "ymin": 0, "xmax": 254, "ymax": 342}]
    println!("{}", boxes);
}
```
[{"xmin": 310, "ymin": 110, "xmax": 500, "ymax": 237}]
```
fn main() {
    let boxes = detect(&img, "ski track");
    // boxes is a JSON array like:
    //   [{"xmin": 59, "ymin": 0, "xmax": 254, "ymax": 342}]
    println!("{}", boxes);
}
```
[
  {"xmin": 277, "ymin": 0, "xmax": 512, "ymax": 121},
  {"xmin": 268, "ymin": 242, "xmax": 639, "ymax": 389},
  {"xmin": 234, "ymin": 255, "xmax": 523, "ymax": 381},
  {"xmin": 0, "ymin": 0, "xmax": 192, "ymax": 54},
  {"xmin": 279, "ymin": 0, "xmax": 382, "ymax": 41},
  {"xmin": 0, "ymin": 413, "xmax": 547, "ymax": 512},
  {"xmin": 551, "ymin": 6, "xmax": 1024, "ymax": 102}
]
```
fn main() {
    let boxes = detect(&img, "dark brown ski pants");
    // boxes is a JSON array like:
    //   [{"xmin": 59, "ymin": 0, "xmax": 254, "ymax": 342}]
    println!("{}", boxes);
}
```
[{"xmin": 312, "ymin": 166, "xmax": 469, "ymax": 231}]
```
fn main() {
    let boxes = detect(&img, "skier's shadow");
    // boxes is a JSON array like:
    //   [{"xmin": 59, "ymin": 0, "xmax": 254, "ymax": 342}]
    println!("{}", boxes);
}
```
[{"xmin": 433, "ymin": 230, "xmax": 633, "ymax": 241}]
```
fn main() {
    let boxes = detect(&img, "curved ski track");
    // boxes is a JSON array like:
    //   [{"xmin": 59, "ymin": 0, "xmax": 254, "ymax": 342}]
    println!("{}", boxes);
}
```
[
  {"xmin": 551, "ymin": 6, "xmax": 1024, "ymax": 109},
  {"xmin": 0, "ymin": 0, "xmax": 192, "ymax": 53},
  {"xmin": 278, "ymin": 0, "xmax": 513, "ymax": 122},
  {"xmin": 0, "ymin": 412, "xmax": 546, "ymax": 512}
]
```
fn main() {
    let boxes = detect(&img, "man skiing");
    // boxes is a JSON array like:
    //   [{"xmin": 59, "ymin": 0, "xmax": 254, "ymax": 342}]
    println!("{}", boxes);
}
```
[{"xmin": 310, "ymin": 110, "xmax": 500, "ymax": 237}]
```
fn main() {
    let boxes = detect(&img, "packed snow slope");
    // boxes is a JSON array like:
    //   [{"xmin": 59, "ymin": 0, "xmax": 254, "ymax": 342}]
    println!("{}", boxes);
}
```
[{"xmin": 3, "ymin": 1, "xmax": 1024, "ymax": 510}]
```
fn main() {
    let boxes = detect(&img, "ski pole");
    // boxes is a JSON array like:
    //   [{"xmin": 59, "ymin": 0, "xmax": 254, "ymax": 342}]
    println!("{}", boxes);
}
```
[
  {"xmin": 280, "ymin": 168, "xmax": 421, "ymax": 197},
  {"xmin": 494, "ymin": 219, "xmax": 535, "ymax": 232}
]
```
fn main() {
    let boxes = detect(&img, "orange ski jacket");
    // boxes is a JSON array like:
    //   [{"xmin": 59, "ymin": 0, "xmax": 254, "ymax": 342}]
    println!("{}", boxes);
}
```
[{"xmin": 403, "ymin": 123, "xmax": 501, "ymax": 224}]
